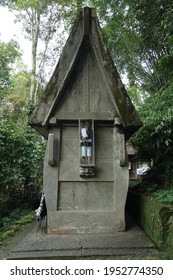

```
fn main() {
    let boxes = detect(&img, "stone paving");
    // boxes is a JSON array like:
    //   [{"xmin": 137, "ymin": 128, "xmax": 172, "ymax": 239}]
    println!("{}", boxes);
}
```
[{"xmin": 4, "ymin": 217, "xmax": 157, "ymax": 260}]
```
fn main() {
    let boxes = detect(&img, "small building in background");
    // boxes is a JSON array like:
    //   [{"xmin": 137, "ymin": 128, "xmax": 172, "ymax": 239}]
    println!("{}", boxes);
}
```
[
  {"xmin": 127, "ymin": 143, "xmax": 152, "ymax": 180},
  {"xmin": 127, "ymin": 143, "xmax": 139, "ymax": 180}
]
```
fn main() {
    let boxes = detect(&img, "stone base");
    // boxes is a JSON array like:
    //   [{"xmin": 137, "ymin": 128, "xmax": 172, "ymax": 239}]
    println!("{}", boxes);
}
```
[
  {"xmin": 6, "ymin": 218, "xmax": 157, "ymax": 260},
  {"xmin": 47, "ymin": 211, "xmax": 119, "ymax": 234}
]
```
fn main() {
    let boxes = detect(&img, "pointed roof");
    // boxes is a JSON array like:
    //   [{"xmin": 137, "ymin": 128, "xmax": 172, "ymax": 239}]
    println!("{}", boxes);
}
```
[{"xmin": 29, "ymin": 7, "xmax": 142, "ymax": 139}]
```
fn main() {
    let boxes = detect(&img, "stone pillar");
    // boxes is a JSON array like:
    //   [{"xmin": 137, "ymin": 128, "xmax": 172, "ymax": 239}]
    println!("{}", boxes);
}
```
[
  {"xmin": 43, "ymin": 127, "xmax": 60, "ymax": 212},
  {"xmin": 113, "ymin": 125, "xmax": 129, "ymax": 231}
]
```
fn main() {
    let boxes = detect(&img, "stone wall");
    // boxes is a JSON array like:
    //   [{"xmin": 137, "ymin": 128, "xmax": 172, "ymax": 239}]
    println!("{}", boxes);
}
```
[
  {"xmin": 43, "ymin": 122, "xmax": 129, "ymax": 234},
  {"xmin": 127, "ymin": 190, "xmax": 173, "ymax": 250}
]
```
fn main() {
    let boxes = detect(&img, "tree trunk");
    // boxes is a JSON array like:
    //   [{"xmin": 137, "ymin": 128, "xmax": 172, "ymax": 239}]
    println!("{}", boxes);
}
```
[{"xmin": 29, "ymin": 9, "xmax": 40, "ymax": 105}]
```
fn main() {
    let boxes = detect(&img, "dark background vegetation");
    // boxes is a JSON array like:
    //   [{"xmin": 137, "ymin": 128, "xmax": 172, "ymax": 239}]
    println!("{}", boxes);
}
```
[{"xmin": 0, "ymin": 0, "xmax": 173, "ymax": 239}]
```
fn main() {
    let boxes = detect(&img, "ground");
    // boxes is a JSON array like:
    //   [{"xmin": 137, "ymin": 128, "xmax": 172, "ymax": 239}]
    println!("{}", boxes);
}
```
[{"xmin": 0, "ymin": 219, "xmax": 171, "ymax": 260}]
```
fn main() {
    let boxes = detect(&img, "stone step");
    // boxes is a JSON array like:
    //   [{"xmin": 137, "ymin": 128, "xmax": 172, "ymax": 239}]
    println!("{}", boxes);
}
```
[{"xmin": 6, "ymin": 221, "xmax": 157, "ymax": 260}]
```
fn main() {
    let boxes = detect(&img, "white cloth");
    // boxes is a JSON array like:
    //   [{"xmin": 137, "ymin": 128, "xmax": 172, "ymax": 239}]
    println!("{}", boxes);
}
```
[
  {"xmin": 81, "ymin": 128, "xmax": 88, "ymax": 138},
  {"xmin": 137, "ymin": 165, "xmax": 150, "ymax": 175}
]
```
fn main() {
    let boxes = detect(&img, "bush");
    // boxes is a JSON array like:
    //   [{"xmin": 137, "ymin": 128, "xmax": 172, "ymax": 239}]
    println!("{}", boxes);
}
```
[
  {"xmin": 0, "ymin": 120, "xmax": 46, "ymax": 215},
  {"xmin": 0, "ymin": 209, "xmax": 35, "ymax": 245},
  {"xmin": 131, "ymin": 80, "xmax": 173, "ymax": 184}
]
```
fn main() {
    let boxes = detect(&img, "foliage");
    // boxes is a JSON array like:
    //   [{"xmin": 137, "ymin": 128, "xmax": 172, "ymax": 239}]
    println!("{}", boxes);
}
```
[
  {"xmin": 0, "ymin": 0, "xmax": 85, "ymax": 105},
  {"xmin": 0, "ymin": 209, "xmax": 35, "ymax": 245},
  {"xmin": 131, "ymin": 79, "xmax": 173, "ymax": 184},
  {"xmin": 1, "ymin": 70, "xmax": 32, "ymax": 120},
  {"xmin": 0, "ymin": 39, "xmax": 21, "ymax": 98},
  {"xmin": 130, "ymin": 181, "xmax": 173, "ymax": 206},
  {"xmin": 0, "ymin": 120, "xmax": 46, "ymax": 215},
  {"xmin": 1, "ymin": 1, "xmax": 172, "ymax": 98},
  {"xmin": 89, "ymin": 0, "xmax": 173, "ymax": 95},
  {"xmin": 0, "ymin": 0, "xmax": 15, "ymax": 6},
  {"xmin": 0, "ymin": 21, "xmax": 47, "ymax": 218},
  {"xmin": 153, "ymin": 189, "xmax": 173, "ymax": 204},
  {"xmin": 128, "ymin": 0, "xmax": 173, "ymax": 92},
  {"xmin": 126, "ymin": 84, "xmax": 145, "ymax": 108}
]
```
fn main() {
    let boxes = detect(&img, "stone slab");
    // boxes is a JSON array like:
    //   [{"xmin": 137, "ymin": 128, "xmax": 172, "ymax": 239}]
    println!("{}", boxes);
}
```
[
  {"xmin": 80, "ymin": 231, "xmax": 154, "ymax": 249},
  {"xmin": 6, "ymin": 219, "xmax": 156, "ymax": 260},
  {"xmin": 14, "ymin": 235, "xmax": 81, "ymax": 252},
  {"xmin": 59, "ymin": 161, "xmax": 114, "ymax": 181},
  {"xmin": 58, "ymin": 182, "xmax": 114, "ymax": 211},
  {"xmin": 82, "ymin": 248, "xmax": 156, "ymax": 257},
  {"xmin": 47, "ymin": 211, "xmax": 117, "ymax": 234}
]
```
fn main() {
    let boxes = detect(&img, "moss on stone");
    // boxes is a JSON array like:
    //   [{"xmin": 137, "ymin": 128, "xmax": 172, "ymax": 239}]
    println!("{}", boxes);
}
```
[{"xmin": 127, "ymin": 190, "xmax": 173, "ymax": 250}]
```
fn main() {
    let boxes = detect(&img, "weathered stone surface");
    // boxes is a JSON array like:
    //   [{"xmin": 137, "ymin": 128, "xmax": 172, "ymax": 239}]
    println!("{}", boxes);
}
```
[
  {"xmin": 95, "ymin": 126, "xmax": 113, "ymax": 160},
  {"xmin": 127, "ymin": 191, "xmax": 173, "ymax": 250},
  {"xmin": 81, "ymin": 248, "xmax": 155, "ymax": 257},
  {"xmin": 55, "ymin": 52, "xmax": 117, "ymax": 118},
  {"xmin": 58, "ymin": 182, "xmax": 114, "ymax": 211},
  {"xmin": 14, "ymin": 234, "xmax": 81, "ymax": 252},
  {"xmin": 59, "ymin": 162, "xmax": 113, "ymax": 182},
  {"xmin": 9, "ymin": 250, "xmax": 81, "ymax": 259},
  {"xmin": 47, "ymin": 211, "xmax": 117, "ymax": 234},
  {"xmin": 44, "ymin": 121, "xmax": 129, "ymax": 233},
  {"xmin": 29, "ymin": 7, "xmax": 142, "ymax": 137},
  {"xmin": 29, "ymin": 7, "xmax": 142, "ymax": 235},
  {"xmin": 47, "ymin": 133, "xmax": 55, "ymax": 166},
  {"xmin": 60, "ymin": 126, "xmax": 78, "ymax": 161},
  {"xmin": 113, "ymin": 126, "xmax": 129, "ymax": 231},
  {"xmin": 43, "ymin": 127, "xmax": 60, "ymax": 211},
  {"xmin": 6, "ymin": 220, "xmax": 156, "ymax": 259}
]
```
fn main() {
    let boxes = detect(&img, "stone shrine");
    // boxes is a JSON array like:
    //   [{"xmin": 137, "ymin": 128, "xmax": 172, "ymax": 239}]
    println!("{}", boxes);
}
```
[{"xmin": 29, "ymin": 7, "xmax": 142, "ymax": 234}]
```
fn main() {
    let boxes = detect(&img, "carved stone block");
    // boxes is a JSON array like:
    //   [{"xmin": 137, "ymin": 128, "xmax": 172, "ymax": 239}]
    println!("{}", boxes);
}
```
[{"xmin": 48, "ymin": 133, "xmax": 55, "ymax": 166}]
